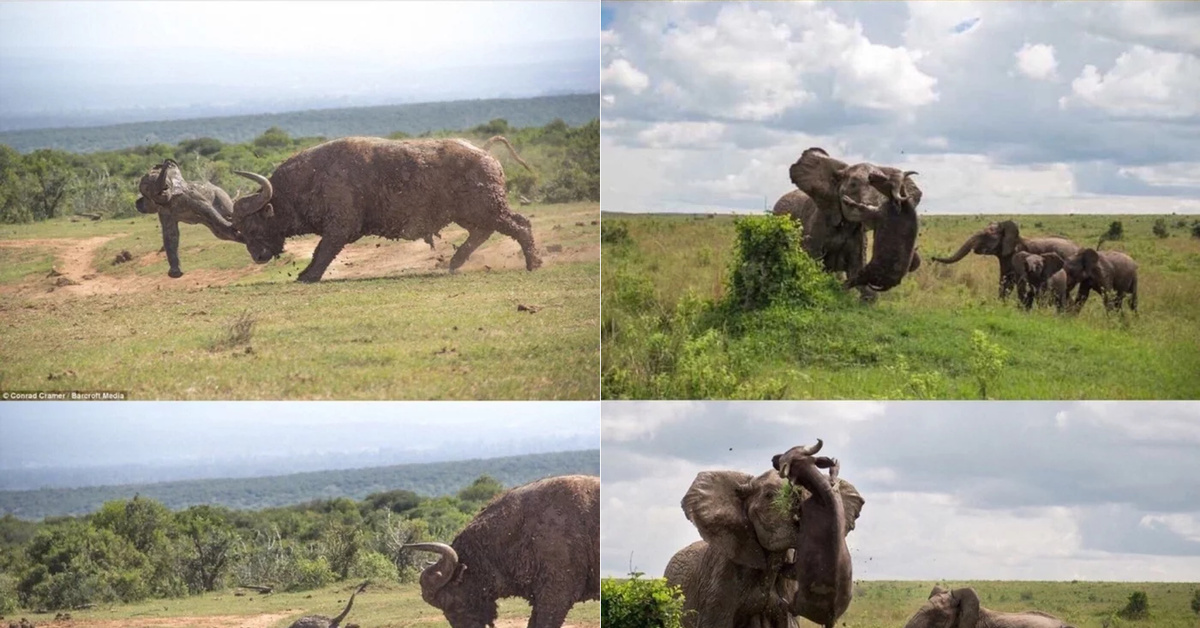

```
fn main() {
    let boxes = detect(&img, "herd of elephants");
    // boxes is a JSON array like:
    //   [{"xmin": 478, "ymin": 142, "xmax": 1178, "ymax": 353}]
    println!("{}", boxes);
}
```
[{"xmin": 772, "ymin": 148, "xmax": 1139, "ymax": 311}]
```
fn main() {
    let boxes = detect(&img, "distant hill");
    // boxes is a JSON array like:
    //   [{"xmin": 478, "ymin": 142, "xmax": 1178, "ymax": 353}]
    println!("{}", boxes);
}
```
[
  {"xmin": 0, "ymin": 449, "xmax": 599, "ymax": 520},
  {"xmin": 0, "ymin": 93, "xmax": 599, "ymax": 154}
]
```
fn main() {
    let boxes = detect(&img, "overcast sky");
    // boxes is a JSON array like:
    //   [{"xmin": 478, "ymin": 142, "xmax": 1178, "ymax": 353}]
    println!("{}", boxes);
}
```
[
  {"xmin": 602, "ymin": 401, "xmax": 1200, "ymax": 582},
  {"xmin": 0, "ymin": 1, "xmax": 598, "ymax": 128},
  {"xmin": 600, "ymin": 2, "xmax": 1200, "ymax": 214},
  {"xmin": 0, "ymin": 401, "xmax": 599, "ymax": 471}
]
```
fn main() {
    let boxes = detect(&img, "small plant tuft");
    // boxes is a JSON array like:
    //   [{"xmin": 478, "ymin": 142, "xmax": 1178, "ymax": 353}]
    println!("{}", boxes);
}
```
[
  {"xmin": 601, "ymin": 572, "xmax": 685, "ymax": 628},
  {"xmin": 210, "ymin": 310, "xmax": 257, "ymax": 351},
  {"xmin": 1152, "ymin": 218, "xmax": 1169, "ymax": 239},
  {"xmin": 968, "ymin": 329, "xmax": 1008, "ymax": 400}
]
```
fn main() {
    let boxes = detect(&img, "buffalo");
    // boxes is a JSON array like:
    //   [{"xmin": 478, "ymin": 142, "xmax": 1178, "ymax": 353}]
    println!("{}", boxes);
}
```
[
  {"xmin": 230, "ymin": 136, "xmax": 541, "ymax": 282},
  {"xmin": 404, "ymin": 474, "xmax": 599, "ymax": 628}
]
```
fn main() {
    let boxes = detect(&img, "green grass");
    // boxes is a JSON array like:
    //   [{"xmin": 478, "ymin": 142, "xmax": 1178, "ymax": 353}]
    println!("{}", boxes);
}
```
[
  {"xmin": 602, "ymin": 213, "xmax": 1200, "ymax": 399},
  {"xmin": 0, "ymin": 203, "xmax": 599, "ymax": 400},
  {"xmin": 6, "ymin": 580, "xmax": 600, "ymax": 628},
  {"xmin": 603, "ymin": 579, "xmax": 1198, "ymax": 628}
]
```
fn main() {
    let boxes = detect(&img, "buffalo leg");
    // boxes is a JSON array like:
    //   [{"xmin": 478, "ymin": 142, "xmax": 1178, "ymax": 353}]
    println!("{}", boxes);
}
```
[
  {"xmin": 527, "ymin": 598, "xmax": 572, "ymax": 628},
  {"xmin": 159, "ymin": 213, "xmax": 183, "ymax": 278},
  {"xmin": 297, "ymin": 236, "xmax": 347, "ymax": 283},
  {"xmin": 494, "ymin": 213, "xmax": 542, "ymax": 271},
  {"xmin": 448, "ymin": 227, "xmax": 494, "ymax": 272}
]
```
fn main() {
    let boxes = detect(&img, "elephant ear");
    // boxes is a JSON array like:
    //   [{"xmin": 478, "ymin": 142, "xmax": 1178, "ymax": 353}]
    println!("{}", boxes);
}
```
[
  {"xmin": 1041, "ymin": 252, "xmax": 1065, "ymax": 279},
  {"xmin": 951, "ymin": 588, "xmax": 981, "ymax": 628},
  {"xmin": 681, "ymin": 470, "xmax": 767, "ymax": 569},
  {"xmin": 999, "ymin": 221, "xmax": 1020, "ymax": 257},
  {"xmin": 790, "ymin": 147, "xmax": 850, "ymax": 212},
  {"xmin": 836, "ymin": 479, "xmax": 865, "ymax": 534}
]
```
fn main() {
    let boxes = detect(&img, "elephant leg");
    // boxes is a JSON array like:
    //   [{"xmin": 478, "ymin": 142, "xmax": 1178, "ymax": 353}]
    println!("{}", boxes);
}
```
[
  {"xmin": 159, "ymin": 213, "xmax": 183, "ymax": 278},
  {"xmin": 493, "ymin": 212, "xmax": 542, "ymax": 271},
  {"xmin": 297, "ymin": 236, "xmax": 347, "ymax": 283},
  {"xmin": 448, "ymin": 226, "xmax": 494, "ymax": 272},
  {"xmin": 1130, "ymin": 278, "xmax": 1138, "ymax": 312}
]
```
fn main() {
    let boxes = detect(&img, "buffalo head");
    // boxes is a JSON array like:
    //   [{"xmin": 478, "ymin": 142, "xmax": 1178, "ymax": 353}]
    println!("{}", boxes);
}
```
[
  {"xmin": 403, "ymin": 542, "xmax": 497, "ymax": 628},
  {"xmin": 231, "ymin": 170, "xmax": 284, "ymax": 264}
]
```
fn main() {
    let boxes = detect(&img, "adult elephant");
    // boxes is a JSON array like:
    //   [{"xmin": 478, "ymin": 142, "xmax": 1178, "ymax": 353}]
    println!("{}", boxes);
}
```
[
  {"xmin": 663, "ymin": 467, "xmax": 864, "ymax": 628},
  {"xmin": 904, "ymin": 587, "xmax": 1075, "ymax": 628},
  {"xmin": 932, "ymin": 221, "xmax": 1079, "ymax": 300},
  {"xmin": 135, "ymin": 159, "xmax": 243, "ymax": 278},
  {"xmin": 776, "ymin": 148, "xmax": 923, "ymax": 296},
  {"xmin": 1062, "ymin": 248, "xmax": 1138, "ymax": 312}
]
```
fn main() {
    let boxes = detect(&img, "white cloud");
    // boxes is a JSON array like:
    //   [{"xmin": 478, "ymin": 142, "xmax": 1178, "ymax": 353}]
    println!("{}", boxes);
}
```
[
  {"xmin": 601, "ymin": 58, "xmax": 650, "ymax": 95},
  {"xmin": 1014, "ymin": 42, "xmax": 1058, "ymax": 80},
  {"xmin": 1119, "ymin": 162, "xmax": 1200, "ymax": 187},
  {"xmin": 1140, "ymin": 513, "xmax": 1200, "ymax": 543},
  {"xmin": 1061, "ymin": 45, "xmax": 1200, "ymax": 118},
  {"xmin": 636, "ymin": 121, "xmax": 728, "ymax": 150}
]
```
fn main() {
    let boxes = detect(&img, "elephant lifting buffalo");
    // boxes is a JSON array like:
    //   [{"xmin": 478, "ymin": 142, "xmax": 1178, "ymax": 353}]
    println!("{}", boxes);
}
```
[{"xmin": 664, "ymin": 441, "xmax": 864, "ymax": 628}]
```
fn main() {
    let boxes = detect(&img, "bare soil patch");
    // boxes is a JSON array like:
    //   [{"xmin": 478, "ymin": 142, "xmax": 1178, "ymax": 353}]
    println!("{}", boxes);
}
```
[{"xmin": 36, "ymin": 612, "xmax": 292, "ymax": 628}]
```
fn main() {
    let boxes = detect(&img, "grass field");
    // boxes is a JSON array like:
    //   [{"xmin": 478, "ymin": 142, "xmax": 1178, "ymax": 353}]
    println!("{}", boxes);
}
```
[
  {"xmin": 0, "ymin": 202, "xmax": 599, "ymax": 400},
  {"xmin": 3, "ymin": 581, "xmax": 601, "ymax": 628},
  {"xmin": 602, "ymin": 213, "xmax": 1200, "ymax": 399}
]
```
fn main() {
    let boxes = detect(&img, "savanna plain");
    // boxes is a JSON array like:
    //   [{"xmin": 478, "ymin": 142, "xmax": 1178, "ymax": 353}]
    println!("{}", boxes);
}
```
[{"xmin": 601, "ymin": 213, "xmax": 1200, "ymax": 399}]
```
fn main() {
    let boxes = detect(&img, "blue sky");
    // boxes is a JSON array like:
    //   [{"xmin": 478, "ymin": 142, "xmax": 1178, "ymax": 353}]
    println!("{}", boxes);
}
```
[
  {"xmin": 602, "ymin": 401, "xmax": 1200, "ymax": 581},
  {"xmin": 601, "ymin": 1, "xmax": 1200, "ymax": 214},
  {"xmin": 0, "ymin": 1, "xmax": 599, "ymax": 129}
]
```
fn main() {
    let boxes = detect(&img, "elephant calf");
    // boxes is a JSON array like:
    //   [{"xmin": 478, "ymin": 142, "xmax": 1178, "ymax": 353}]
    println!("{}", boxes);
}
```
[
  {"xmin": 1062, "ymin": 248, "xmax": 1138, "ymax": 313},
  {"xmin": 904, "ymin": 587, "xmax": 1075, "ymax": 628},
  {"xmin": 1012, "ymin": 251, "xmax": 1066, "ymax": 310},
  {"xmin": 136, "ymin": 159, "xmax": 243, "ymax": 278}
]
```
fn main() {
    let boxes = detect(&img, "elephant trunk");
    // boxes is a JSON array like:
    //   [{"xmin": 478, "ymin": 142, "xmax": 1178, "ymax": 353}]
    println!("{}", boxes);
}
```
[
  {"xmin": 199, "ymin": 201, "xmax": 235, "ymax": 230},
  {"xmin": 933, "ymin": 233, "xmax": 981, "ymax": 264},
  {"xmin": 233, "ymin": 171, "xmax": 274, "ymax": 217},
  {"xmin": 403, "ymin": 542, "xmax": 458, "ymax": 594},
  {"xmin": 155, "ymin": 160, "xmax": 170, "ymax": 194}
]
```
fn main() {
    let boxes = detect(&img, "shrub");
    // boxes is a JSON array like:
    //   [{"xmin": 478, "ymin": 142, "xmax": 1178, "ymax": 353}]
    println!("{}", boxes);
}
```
[
  {"xmin": 1190, "ymin": 589, "xmax": 1200, "ymax": 615},
  {"xmin": 0, "ymin": 573, "xmax": 18, "ymax": 614},
  {"xmin": 1118, "ymin": 590, "xmax": 1149, "ymax": 620},
  {"xmin": 1152, "ymin": 218, "xmax": 1169, "ymax": 239},
  {"xmin": 348, "ymin": 551, "xmax": 399, "ymax": 582},
  {"xmin": 601, "ymin": 221, "xmax": 632, "ymax": 245},
  {"xmin": 290, "ymin": 556, "xmax": 336, "ymax": 592},
  {"xmin": 968, "ymin": 329, "xmax": 1008, "ymax": 400},
  {"xmin": 1191, "ymin": 221, "xmax": 1200, "ymax": 239},
  {"xmin": 725, "ymin": 215, "xmax": 840, "ymax": 312},
  {"xmin": 1104, "ymin": 220, "xmax": 1124, "ymax": 241},
  {"xmin": 601, "ymin": 574, "xmax": 685, "ymax": 628}
]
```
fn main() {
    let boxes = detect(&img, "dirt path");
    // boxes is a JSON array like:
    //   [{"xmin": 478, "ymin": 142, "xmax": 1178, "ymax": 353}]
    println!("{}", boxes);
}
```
[
  {"xmin": 43, "ymin": 612, "xmax": 293, "ymax": 628},
  {"xmin": 0, "ymin": 224, "xmax": 597, "ymax": 300}
]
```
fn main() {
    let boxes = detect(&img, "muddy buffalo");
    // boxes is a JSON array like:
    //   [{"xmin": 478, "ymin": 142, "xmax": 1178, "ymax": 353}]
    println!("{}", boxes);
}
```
[
  {"xmin": 231, "ymin": 136, "xmax": 541, "ymax": 282},
  {"xmin": 404, "ymin": 474, "xmax": 599, "ymax": 628}
]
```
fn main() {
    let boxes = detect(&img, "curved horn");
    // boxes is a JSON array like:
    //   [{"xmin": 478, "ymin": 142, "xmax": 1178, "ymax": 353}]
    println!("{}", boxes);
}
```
[
  {"xmin": 903, "ymin": 170, "xmax": 919, "ymax": 178},
  {"xmin": 233, "ymin": 171, "xmax": 273, "ymax": 215},
  {"xmin": 797, "ymin": 439, "xmax": 823, "ymax": 456},
  {"xmin": 403, "ymin": 542, "xmax": 458, "ymax": 593}
]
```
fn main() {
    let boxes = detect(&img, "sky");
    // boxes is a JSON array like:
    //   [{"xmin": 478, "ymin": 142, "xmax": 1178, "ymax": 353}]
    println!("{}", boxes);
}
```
[
  {"xmin": 600, "ymin": 1, "xmax": 1200, "ymax": 214},
  {"xmin": 0, "ymin": 1, "xmax": 599, "ymax": 129},
  {"xmin": 601, "ymin": 401, "xmax": 1200, "ymax": 582},
  {"xmin": 0, "ymin": 401, "xmax": 599, "ymax": 479}
]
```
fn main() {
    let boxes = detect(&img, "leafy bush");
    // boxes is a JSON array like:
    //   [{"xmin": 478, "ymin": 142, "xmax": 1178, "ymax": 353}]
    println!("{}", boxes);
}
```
[
  {"xmin": 601, "ymin": 221, "xmax": 632, "ymax": 245},
  {"xmin": 1192, "ymin": 221, "xmax": 1200, "ymax": 239},
  {"xmin": 1118, "ymin": 590, "xmax": 1149, "ymax": 620},
  {"xmin": 1104, "ymin": 220, "xmax": 1124, "ymax": 241},
  {"xmin": 1152, "ymin": 218, "xmax": 1169, "ymax": 238},
  {"xmin": 1190, "ymin": 589, "xmax": 1200, "ymax": 615},
  {"xmin": 969, "ymin": 329, "xmax": 1008, "ymax": 400},
  {"xmin": 290, "ymin": 556, "xmax": 336, "ymax": 592},
  {"xmin": 0, "ymin": 573, "xmax": 19, "ymax": 614},
  {"xmin": 457, "ymin": 475, "xmax": 504, "ymax": 503},
  {"xmin": 725, "ymin": 215, "xmax": 840, "ymax": 312},
  {"xmin": 601, "ymin": 574, "xmax": 685, "ymax": 628},
  {"xmin": 348, "ymin": 551, "xmax": 398, "ymax": 582}
]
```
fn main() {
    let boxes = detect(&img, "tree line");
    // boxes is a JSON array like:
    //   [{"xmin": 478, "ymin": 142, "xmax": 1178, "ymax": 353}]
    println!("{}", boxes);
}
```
[
  {"xmin": 0, "ymin": 476, "xmax": 509, "ymax": 613},
  {"xmin": 0, "ymin": 116, "xmax": 599, "ymax": 225}
]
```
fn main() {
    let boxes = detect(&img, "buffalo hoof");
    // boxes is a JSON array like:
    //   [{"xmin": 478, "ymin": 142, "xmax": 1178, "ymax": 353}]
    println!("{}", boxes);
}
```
[
  {"xmin": 168, "ymin": 268, "xmax": 183, "ymax": 279},
  {"xmin": 296, "ymin": 274, "xmax": 322, "ymax": 284}
]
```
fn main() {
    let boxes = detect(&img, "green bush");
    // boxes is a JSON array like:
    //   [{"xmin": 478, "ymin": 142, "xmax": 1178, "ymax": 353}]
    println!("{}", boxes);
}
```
[
  {"xmin": 601, "ymin": 574, "xmax": 685, "ymax": 628},
  {"xmin": 1191, "ymin": 221, "xmax": 1200, "ymax": 239},
  {"xmin": 348, "ymin": 551, "xmax": 398, "ymax": 582},
  {"xmin": 0, "ymin": 573, "xmax": 18, "ymax": 614},
  {"xmin": 601, "ymin": 221, "xmax": 632, "ymax": 245},
  {"xmin": 1118, "ymin": 590, "xmax": 1149, "ymax": 620},
  {"xmin": 290, "ymin": 556, "xmax": 336, "ymax": 592},
  {"xmin": 1104, "ymin": 220, "xmax": 1124, "ymax": 241},
  {"xmin": 1190, "ymin": 589, "xmax": 1200, "ymax": 615},
  {"xmin": 1152, "ymin": 218, "xmax": 1170, "ymax": 239},
  {"xmin": 725, "ymin": 215, "xmax": 840, "ymax": 312},
  {"xmin": 968, "ymin": 329, "xmax": 1008, "ymax": 400}
]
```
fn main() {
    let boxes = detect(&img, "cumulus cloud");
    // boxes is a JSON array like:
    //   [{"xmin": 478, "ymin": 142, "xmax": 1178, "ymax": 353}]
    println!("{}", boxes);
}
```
[
  {"xmin": 1014, "ymin": 42, "xmax": 1058, "ymax": 80},
  {"xmin": 602, "ymin": 401, "xmax": 1200, "ymax": 581},
  {"xmin": 602, "ymin": 2, "xmax": 1200, "ymax": 215},
  {"xmin": 601, "ymin": 58, "xmax": 650, "ymax": 95},
  {"xmin": 1060, "ymin": 45, "xmax": 1200, "ymax": 118}
]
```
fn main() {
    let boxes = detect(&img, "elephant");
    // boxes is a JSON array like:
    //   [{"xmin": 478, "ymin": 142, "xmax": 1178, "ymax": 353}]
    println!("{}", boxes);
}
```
[
  {"xmin": 771, "ymin": 441, "xmax": 852, "ymax": 628},
  {"xmin": 1011, "ymin": 251, "xmax": 1066, "ymax": 310},
  {"xmin": 135, "ymin": 159, "xmax": 243, "ymax": 278},
  {"xmin": 1061, "ymin": 248, "xmax": 1138, "ymax": 313},
  {"xmin": 778, "ymin": 148, "xmax": 923, "ymax": 297},
  {"xmin": 903, "ymin": 586, "xmax": 1076, "ymax": 628},
  {"xmin": 932, "ymin": 221, "xmax": 1079, "ymax": 300},
  {"xmin": 663, "ymin": 465, "xmax": 864, "ymax": 628},
  {"xmin": 1046, "ymin": 268, "xmax": 1070, "ymax": 312},
  {"xmin": 286, "ymin": 581, "xmax": 367, "ymax": 628}
]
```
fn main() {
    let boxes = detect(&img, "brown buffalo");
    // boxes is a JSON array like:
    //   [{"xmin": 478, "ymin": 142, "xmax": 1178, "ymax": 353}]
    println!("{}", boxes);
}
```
[
  {"xmin": 231, "ymin": 136, "xmax": 541, "ymax": 282},
  {"xmin": 404, "ymin": 474, "xmax": 599, "ymax": 628}
]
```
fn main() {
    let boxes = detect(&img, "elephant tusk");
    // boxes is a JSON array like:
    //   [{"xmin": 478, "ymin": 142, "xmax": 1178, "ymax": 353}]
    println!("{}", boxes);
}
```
[{"xmin": 786, "ymin": 548, "xmax": 796, "ymax": 564}]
